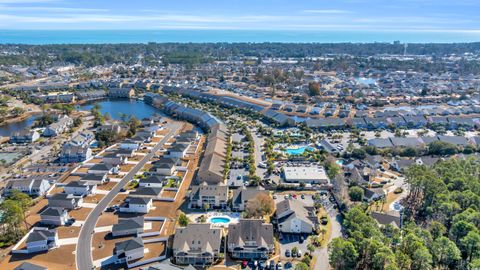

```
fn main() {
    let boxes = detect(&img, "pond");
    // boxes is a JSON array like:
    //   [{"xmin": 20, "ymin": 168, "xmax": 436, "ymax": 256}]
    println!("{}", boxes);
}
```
[
  {"xmin": 78, "ymin": 98, "xmax": 163, "ymax": 120},
  {"xmin": 0, "ymin": 114, "xmax": 38, "ymax": 137}
]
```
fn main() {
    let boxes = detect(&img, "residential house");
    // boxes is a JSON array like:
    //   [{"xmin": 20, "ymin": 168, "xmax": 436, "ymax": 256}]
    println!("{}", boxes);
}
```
[
  {"xmin": 172, "ymin": 224, "xmax": 222, "ymax": 266},
  {"xmin": 25, "ymin": 227, "xmax": 58, "ymax": 253},
  {"xmin": 363, "ymin": 187, "xmax": 386, "ymax": 202},
  {"xmin": 64, "ymin": 180, "xmax": 96, "ymax": 196},
  {"xmin": 189, "ymin": 182, "xmax": 228, "ymax": 209},
  {"xmin": 371, "ymin": 211, "xmax": 402, "ymax": 228},
  {"xmin": 120, "ymin": 139, "xmax": 142, "ymax": 150},
  {"xmin": 14, "ymin": 262, "xmax": 48, "ymax": 270},
  {"xmin": 5, "ymin": 179, "xmax": 51, "ymax": 196},
  {"xmin": 88, "ymin": 163, "xmax": 117, "ymax": 175},
  {"xmin": 47, "ymin": 193, "xmax": 82, "ymax": 210},
  {"xmin": 168, "ymin": 143, "xmax": 190, "ymax": 158},
  {"xmin": 111, "ymin": 217, "xmax": 144, "ymax": 238},
  {"xmin": 102, "ymin": 152, "xmax": 128, "ymax": 166},
  {"xmin": 69, "ymin": 130, "xmax": 95, "ymax": 147},
  {"xmin": 227, "ymin": 219, "xmax": 274, "ymax": 260},
  {"xmin": 129, "ymin": 187, "xmax": 162, "ymax": 199},
  {"xmin": 109, "ymin": 87, "xmax": 135, "ymax": 98},
  {"xmin": 114, "ymin": 237, "xmax": 145, "ymax": 265},
  {"xmin": 43, "ymin": 116, "xmax": 73, "ymax": 137},
  {"xmin": 10, "ymin": 130, "xmax": 40, "ymax": 144},
  {"xmin": 139, "ymin": 175, "xmax": 165, "ymax": 188},
  {"xmin": 231, "ymin": 186, "xmax": 269, "ymax": 212},
  {"xmin": 119, "ymin": 197, "xmax": 153, "ymax": 214},
  {"xmin": 39, "ymin": 207, "xmax": 70, "ymax": 226},
  {"xmin": 275, "ymin": 199, "xmax": 318, "ymax": 234},
  {"xmin": 59, "ymin": 144, "xmax": 92, "ymax": 163},
  {"xmin": 80, "ymin": 173, "xmax": 108, "ymax": 184}
]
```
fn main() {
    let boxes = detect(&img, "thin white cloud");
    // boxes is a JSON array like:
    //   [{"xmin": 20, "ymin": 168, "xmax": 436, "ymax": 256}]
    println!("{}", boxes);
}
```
[
  {"xmin": 0, "ymin": 0, "xmax": 57, "ymax": 3},
  {"xmin": 303, "ymin": 9, "xmax": 353, "ymax": 14},
  {"xmin": 0, "ymin": 6, "xmax": 109, "ymax": 12}
]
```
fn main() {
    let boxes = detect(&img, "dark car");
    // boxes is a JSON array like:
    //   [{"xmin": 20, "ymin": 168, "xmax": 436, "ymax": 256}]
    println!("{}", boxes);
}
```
[{"xmin": 285, "ymin": 249, "xmax": 291, "ymax": 257}]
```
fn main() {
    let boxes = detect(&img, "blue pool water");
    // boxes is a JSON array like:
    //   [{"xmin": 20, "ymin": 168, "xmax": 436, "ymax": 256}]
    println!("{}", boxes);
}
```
[
  {"xmin": 285, "ymin": 146, "xmax": 314, "ymax": 155},
  {"xmin": 210, "ymin": 217, "xmax": 231, "ymax": 224}
]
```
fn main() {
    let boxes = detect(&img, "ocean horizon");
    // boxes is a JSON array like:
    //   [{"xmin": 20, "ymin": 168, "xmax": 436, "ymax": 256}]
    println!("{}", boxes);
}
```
[{"xmin": 1, "ymin": 29, "xmax": 480, "ymax": 44}]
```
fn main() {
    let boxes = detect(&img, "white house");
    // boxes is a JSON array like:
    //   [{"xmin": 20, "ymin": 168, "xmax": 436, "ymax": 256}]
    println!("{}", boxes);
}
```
[
  {"xmin": 39, "ymin": 207, "xmax": 70, "ymax": 226},
  {"xmin": 119, "ymin": 139, "xmax": 141, "ymax": 150},
  {"xmin": 139, "ymin": 175, "xmax": 165, "ymax": 188},
  {"xmin": 88, "ymin": 163, "xmax": 117, "ymax": 175},
  {"xmin": 25, "ymin": 227, "xmax": 58, "ymax": 253},
  {"xmin": 114, "ymin": 237, "xmax": 144, "ymax": 265},
  {"xmin": 47, "ymin": 193, "xmax": 83, "ymax": 210},
  {"xmin": 5, "ymin": 179, "xmax": 51, "ymax": 197},
  {"xmin": 63, "ymin": 180, "xmax": 96, "ymax": 196},
  {"xmin": 43, "ymin": 116, "xmax": 73, "ymax": 137},
  {"xmin": 119, "ymin": 197, "xmax": 153, "ymax": 214},
  {"xmin": 275, "ymin": 199, "xmax": 318, "ymax": 234},
  {"xmin": 10, "ymin": 130, "xmax": 41, "ymax": 144}
]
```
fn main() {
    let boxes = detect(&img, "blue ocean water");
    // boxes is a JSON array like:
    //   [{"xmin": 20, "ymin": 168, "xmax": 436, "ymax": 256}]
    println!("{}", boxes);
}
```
[{"xmin": 1, "ymin": 30, "xmax": 479, "ymax": 44}]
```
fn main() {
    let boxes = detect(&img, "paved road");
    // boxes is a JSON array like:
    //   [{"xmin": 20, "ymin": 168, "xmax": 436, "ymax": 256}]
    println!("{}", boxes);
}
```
[
  {"xmin": 76, "ymin": 122, "xmax": 181, "ymax": 270},
  {"xmin": 315, "ymin": 209, "xmax": 342, "ymax": 270}
]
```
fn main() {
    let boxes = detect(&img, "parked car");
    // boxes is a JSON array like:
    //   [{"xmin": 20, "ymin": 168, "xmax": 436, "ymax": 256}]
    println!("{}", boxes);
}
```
[
  {"xmin": 297, "ymin": 250, "xmax": 302, "ymax": 257},
  {"xmin": 285, "ymin": 249, "xmax": 291, "ymax": 257},
  {"xmin": 276, "ymin": 262, "xmax": 283, "ymax": 270},
  {"xmin": 301, "ymin": 194, "xmax": 305, "ymax": 199},
  {"xmin": 242, "ymin": 260, "xmax": 248, "ymax": 268}
]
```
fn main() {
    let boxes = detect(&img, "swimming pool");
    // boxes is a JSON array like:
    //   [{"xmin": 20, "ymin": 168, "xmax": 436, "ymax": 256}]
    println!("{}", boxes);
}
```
[
  {"xmin": 285, "ymin": 146, "xmax": 314, "ymax": 155},
  {"xmin": 209, "ymin": 217, "xmax": 231, "ymax": 224}
]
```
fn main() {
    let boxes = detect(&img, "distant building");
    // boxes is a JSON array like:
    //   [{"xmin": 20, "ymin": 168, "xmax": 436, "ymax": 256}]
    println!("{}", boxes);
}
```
[
  {"xmin": 59, "ymin": 144, "xmax": 92, "ymax": 163},
  {"xmin": 10, "ymin": 130, "xmax": 40, "ymax": 144},
  {"xmin": 108, "ymin": 87, "xmax": 135, "ymax": 98},
  {"xmin": 43, "ymin": 116, "xmax": 73, "ymax": 137}
]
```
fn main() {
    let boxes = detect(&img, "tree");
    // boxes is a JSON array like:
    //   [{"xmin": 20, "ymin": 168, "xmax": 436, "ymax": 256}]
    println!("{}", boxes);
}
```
[
  {"xmin": 127, "ymin": 116, "xmax": 141, "ymax": 137},
  {"xmin": 460, "ymin": 231, "xmax": 480, "ymax": 263},
  {"xmin": 329, "ymin": 238, "xmax": 358, "ymax": 270},
  {"xmin": 245, "ymin": 193, "xmax": 275, "ymax": 218},
  {"xmin": 8, "ymin": 190, "xmax": 32, "ymax": 212},
  {"xmin": 431, "ymin": 236, "xmax": 461, "ymax": 268},
  {"xmin": 178, "ymin": 213, "xmax": 189, "ymax": 227},
  {"xmin": 348, "ymin": 186, "xmax": 364, "ymax": 202},
  {"xmin": 308, "ymin": 81, "xmax": 321, "ymax": 96},
  {"xmin": 411, "ymin": 246, "xmax": 432, "ymax": 270},
  {"xmin": 73, "ymin": 117, "xmax": 83, "ymax": 127},
  {"xmin": 351, "ymin": 148, "xmax": 366, "ymax": 159},
  {"xmin": 11, "ymin": 106, "xmax": 25, "ymax": 117},
  {"xmin": 294, "ymin": 262, "xmax": 309, "ymax": 270}
]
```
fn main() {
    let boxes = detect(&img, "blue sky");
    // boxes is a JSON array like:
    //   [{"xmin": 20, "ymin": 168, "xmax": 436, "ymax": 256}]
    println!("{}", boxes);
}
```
[{"xmin": 0, "ymin": 0, "xmax": 479, "ymax": 32}]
